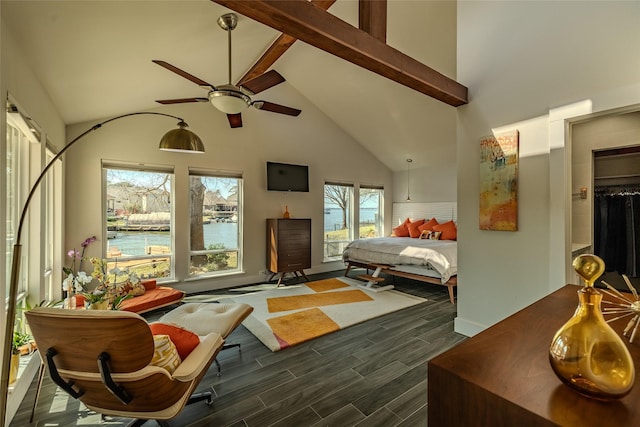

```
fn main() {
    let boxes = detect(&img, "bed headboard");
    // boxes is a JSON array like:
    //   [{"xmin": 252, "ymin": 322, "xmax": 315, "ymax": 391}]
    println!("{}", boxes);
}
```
[{"xmin": 392, "ymin": 202, "xmax": 457, "ymax": 226}]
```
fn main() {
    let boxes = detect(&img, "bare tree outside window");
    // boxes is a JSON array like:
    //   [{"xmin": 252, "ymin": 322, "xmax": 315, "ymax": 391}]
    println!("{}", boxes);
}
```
[
  {"xmin": 324, "ymin": 185, "xmax": 350, "ymax": 229},
  {"xmin": 359, "ymin": 187, "xmax": 383, "ymax": 238},
  {"xmin": 189, "ymin": 174, "xmax": 242, "ymax": 277},
  {"xmin": 323, "ymin": 184, "xmax": 353, "ymax": 260}
]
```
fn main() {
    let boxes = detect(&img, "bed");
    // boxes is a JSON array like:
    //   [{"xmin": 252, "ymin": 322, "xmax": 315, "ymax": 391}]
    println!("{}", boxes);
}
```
[{"xmin": 343, "ymin": 202, "xmax": 458, "ymax": 303}]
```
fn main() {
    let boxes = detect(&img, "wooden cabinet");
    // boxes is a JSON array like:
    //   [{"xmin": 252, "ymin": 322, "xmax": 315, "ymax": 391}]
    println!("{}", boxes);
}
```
[
  {"xmin": 428, "ymin": 285, "xmax": 640, "ymax": 426},
  {"xmin": 267, "ymin": 218, "xmax": 311, "ymax": 284}
]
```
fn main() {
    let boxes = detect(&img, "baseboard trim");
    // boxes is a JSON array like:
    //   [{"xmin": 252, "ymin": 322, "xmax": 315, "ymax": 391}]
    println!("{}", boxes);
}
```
[{"xmin": 454, "ymin": 316, "xmax": 487, "ymax": 337}]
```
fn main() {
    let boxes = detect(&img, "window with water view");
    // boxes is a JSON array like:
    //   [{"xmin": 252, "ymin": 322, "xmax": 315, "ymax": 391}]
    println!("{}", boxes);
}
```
[
  {"xmin": 359, "ymin": 186, "xmax": 384, "ymax": 239},
  {"xmin": 323, "ymin": 183, "xmax": 384, "ymax": 261},
  {"xmin": 189, "ymin": 173, "xmax": 242, "ymax": 277},
  {"xmin": 104, "ymin": 167, "xmax": 174, "ymax": 281},
  {"xmin": 324, "ymin": 183, "xmax": 353, "ymax": 260}
]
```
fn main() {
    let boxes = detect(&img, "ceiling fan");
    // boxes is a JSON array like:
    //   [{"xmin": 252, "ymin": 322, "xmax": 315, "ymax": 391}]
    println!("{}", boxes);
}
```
[{"xmin": 153, "ymin": 13, "xmax": 301, "ymax": 128}]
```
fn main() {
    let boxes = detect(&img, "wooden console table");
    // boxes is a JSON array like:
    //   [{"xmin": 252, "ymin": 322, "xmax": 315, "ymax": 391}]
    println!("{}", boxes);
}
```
[{"xmin": 428, "ymin": 284, "xmax": 640, "ymax": 426}]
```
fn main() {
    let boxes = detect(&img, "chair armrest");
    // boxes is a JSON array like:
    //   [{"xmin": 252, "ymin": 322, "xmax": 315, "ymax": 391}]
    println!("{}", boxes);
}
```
[{"xmin": 172, "ymin": 333, "xmax": 223, "ymax": 381}]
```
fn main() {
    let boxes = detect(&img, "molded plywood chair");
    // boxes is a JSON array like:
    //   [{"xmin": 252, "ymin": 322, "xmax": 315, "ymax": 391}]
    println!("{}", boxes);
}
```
[{"xmin": 25, "ymin": 307, "xmax": 223, "ymax": 426}]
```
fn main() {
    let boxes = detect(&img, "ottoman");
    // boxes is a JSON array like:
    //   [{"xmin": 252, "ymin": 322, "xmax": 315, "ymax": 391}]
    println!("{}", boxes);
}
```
[{"xmin": 158, "ymin": 302, "xmax": 253, "ymax": 374}]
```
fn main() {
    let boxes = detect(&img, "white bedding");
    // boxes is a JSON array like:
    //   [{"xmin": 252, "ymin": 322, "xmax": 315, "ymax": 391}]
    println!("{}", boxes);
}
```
[{"xmin": 342, "ymin": 237, "xmax": 457, "ymax": 283}]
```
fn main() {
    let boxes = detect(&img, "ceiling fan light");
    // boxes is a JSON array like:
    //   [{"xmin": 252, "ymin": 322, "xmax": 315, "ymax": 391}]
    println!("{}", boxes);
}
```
[
  {"xmin": 209, "ymin": 87, "xmax": 251, "ymax": 114},
  {"xmin": 159, "ymin": 121, "xmax": 205, "ymax": 153}
]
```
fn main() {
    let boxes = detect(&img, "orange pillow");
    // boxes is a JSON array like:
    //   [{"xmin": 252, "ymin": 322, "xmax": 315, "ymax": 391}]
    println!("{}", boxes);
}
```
[
  {"xmin": 407, "ymin": 219, "xmax": 425, "ymax": 238},
  {"xmin": 432, "ymin": 220, "xmax": 457, "ymax": 241},
  {"xmin": 149, "ymin": 322, "xmax": 200, "ymax": 360},
  {"xmin": 418, "ymin": 218, "xmax": 439, "ymax": 233},
  {"xmin": 391, "ymin": 218, "xmax": 411, "ymax": 237},
  {"xmin": 142, "ymin": 279, "xmax": 157, "ymax": 290}
]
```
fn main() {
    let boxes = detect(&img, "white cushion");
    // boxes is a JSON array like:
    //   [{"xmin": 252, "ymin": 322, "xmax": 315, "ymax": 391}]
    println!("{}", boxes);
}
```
[{"xmin": 159, "ymin": 303, "xmax": 252, "ymax": 337}]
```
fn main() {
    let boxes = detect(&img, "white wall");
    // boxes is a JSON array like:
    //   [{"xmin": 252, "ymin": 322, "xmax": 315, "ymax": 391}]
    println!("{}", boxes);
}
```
[
  {"xmin": 64, "ymin": 84, "xmax": 393, "ymax": 293},
  {"xmin": 455, "ymin": 1, "xmax": 640, "ymax": 336},
  {"xmin": 392, "ymin": 143, "xmax": 457, "ymax": 204},
  {"xmin": 1, "ymin": 12, "xmax": 67, "ymax": 423}
]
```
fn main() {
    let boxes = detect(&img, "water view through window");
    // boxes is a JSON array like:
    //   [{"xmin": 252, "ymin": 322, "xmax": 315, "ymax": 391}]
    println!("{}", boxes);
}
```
[{"xmin": 104, "ymin": 167, "xmax": 174, "ymax": 280}]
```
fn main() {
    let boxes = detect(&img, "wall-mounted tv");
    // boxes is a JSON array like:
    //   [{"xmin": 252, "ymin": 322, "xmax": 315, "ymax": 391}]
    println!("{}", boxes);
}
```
[{"xmin": 266, "ymin": 161, "xmax": 309, "ymax": 192}]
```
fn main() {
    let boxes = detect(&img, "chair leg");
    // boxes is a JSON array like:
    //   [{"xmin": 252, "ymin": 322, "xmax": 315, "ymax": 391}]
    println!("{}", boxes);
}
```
[
  {"xmin": 188, "ymin": 389, "xmax": 213, "ymax": 406},
  {"xmin": 124, "ymin": 419, "xmax": 149, "ymax": 427},
  {"xmin": 29, "ymin": 361, "xmax": 45, "ymax": 423},
  {"xmin": 223, "ymin": 343, "xmax": 241, "ymax": 352},
  {"xmin": 214, "ymin": 358, "xmax": 222, "ymax": 376},
  {"xmin": 121, "ymin": 388, "xmax": 212, "ymax": 427},
  {"xmin": 215, "ymin": 343, "xmax": 242, "ymax": 376}
]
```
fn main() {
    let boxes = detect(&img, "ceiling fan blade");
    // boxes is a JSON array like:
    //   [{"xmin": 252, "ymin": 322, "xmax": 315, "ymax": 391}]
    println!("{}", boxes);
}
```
[
  {"xmin": 155, "ymin": 97, "xmax": 209, "ymax": 105},
  {"xmin": 227, "ymin": 113, "xmax": 243, "ymax": 128},
  {"xmin": 240, "ymin": 70, "xmax": 285, "ymax": 95},
  {"xmin": 253, "ymin": 101, "xmax": 301, "ymax": 117},
  {"xmin": 152, "ymin": 60, "xmax": 215, "ymax": 89}
]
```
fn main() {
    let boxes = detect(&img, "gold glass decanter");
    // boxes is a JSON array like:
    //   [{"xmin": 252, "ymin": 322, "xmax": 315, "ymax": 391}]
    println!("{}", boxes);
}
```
[{"xmin": 549, "ymin": 254, "xmax": 635, "ymax": 399}]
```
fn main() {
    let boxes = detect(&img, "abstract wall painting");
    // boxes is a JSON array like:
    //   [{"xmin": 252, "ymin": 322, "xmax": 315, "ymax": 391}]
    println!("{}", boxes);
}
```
[{"xmin": 479, "ymin": 130, "xmax": 519, "ymax": 231}]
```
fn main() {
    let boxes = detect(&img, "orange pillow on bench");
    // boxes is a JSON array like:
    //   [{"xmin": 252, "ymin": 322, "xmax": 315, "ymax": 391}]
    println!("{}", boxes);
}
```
[
  {"xmin": 119, "ymin": 286, "xmax": 184, "ymax": 314},
  {"xmin": 142, "ymin": 279, "xmax": 157, "ymax": 290},
  {"xmin": 149, "ymin": 322, "xmax": 200, "ymax": 360}
]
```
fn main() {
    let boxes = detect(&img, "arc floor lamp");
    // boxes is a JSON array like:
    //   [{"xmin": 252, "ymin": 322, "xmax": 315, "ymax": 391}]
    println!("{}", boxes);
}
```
[{"xmin": 0, "ymin": 111, "xmax": 204, "ymax": 426}]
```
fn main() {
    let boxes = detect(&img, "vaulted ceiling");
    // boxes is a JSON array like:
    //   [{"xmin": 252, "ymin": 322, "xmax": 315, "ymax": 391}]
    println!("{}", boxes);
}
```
[{"xmin": 2, "ymin": 0, "xmax": 462, "ymax": 171}]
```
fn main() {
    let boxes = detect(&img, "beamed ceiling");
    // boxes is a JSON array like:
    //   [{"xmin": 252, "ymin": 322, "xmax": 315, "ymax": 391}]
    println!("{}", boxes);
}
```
[{"xmin": 2, "ymin": 0, "xmax": 465, "ymax": 171}]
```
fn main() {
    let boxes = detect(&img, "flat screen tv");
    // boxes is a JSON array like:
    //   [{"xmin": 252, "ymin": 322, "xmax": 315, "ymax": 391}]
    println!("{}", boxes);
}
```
[{"xmin": 267, "ymin": 162, "xmax": 309, "ymax": 192}]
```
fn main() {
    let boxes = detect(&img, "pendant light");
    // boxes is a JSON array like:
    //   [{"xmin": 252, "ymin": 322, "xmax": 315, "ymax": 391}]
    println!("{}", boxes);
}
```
[{"xmin": 406, "ymin": 158, "xmax": 412, "ymax": 201}]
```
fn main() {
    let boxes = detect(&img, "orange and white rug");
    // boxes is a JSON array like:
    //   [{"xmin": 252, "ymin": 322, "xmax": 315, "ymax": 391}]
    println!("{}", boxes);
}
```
[{"xmin": 222, "ymin": 277, "xmax": 426, "ymax": 351}]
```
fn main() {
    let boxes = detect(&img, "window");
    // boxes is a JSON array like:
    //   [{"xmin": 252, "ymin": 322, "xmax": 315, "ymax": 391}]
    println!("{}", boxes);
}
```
[
  {"xmin": 5, "ymin": 110, "xmax": 32, "ymax": 299},
  {"xmin": 359, "ymin": 186, "xmax": 384, "ymax": 239},
  {"xmin": 43, "ymin": 145, "xmax": 62, "ymax": 301},
  {"xmin": 104, "ymin": 165, "xmax": 174, "ymax": 281},
  {"xmin": 323, "ymin": 183, "xmax": 353, "ymax": 261},
  {"xmin": 189, "ymin": 171, "xmax": 242, "ymax": 277}
]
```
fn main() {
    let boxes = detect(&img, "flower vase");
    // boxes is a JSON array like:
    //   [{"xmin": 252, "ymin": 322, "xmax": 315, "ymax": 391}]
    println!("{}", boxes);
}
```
[
  {"xmin": 283, "ymin": 205, "xmax": 290, "ymax": 219},
  {"xmin": 549, "ymin": 254, "xmax": 635, "ymax": 399},
  {"xmin": 89, "ymin": 300, "xmax": 109, "ymax": 310},
  {"xmin": 9, "ymin": 353, "xmax": 20, "ymax": 384},
  {"xmin": 63, "ymin": 290, "xmax": 76, "ymax": 309}
]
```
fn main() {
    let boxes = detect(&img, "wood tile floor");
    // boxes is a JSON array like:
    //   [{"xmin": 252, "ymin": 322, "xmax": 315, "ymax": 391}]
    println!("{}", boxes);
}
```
[{"xmin": 11, "ymin": 270, "xmax": 465, "ymax": 427}]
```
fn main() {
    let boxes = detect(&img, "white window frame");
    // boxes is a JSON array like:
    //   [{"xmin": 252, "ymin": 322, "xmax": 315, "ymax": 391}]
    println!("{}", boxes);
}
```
[
  {"xmin": 188, "ymin": 169, "xmax": 243, "ymax": 278},
  {"xmin": 323, "ymin": 182, "xmax": 354, "ymax": 261},
  {"xmin": 359, "ymin": 185, "xmax": 384, "ymax": 239},
  {"xmin": 102, "ymin": 163, "xmax": 176, "ymax": 282}
]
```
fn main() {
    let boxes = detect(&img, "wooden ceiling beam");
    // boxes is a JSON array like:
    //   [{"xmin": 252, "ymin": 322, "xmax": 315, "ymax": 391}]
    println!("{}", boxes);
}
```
[
  {"xmin": 237, "ymin": 0, "xmax": 336, "ymax": 86},
  {"xmin": 215, "ymin": 0, "xmax": 468, "ymax": 107},
  {"xmin": 359, "ymin": 0, "xmax": 387, "ymax": 43}
]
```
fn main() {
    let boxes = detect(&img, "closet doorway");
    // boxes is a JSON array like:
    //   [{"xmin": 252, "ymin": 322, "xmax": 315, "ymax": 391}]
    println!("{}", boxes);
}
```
[
  {"xmin": 571, "ymin": 107, "xmax": 640, "ymax": 292},
  {"xmin": 593, "ymin": 148, "xmax": 640, "ymax": 291}
]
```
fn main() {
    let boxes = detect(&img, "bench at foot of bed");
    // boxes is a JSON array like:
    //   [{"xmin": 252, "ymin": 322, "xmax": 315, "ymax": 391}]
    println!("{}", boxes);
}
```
[
  {"xmin": 355, "ymin": 263, "xmax": 395, "ymax": 292},
  {"xmin": 345, "ymin": 260, "xmax": 457, "ymax": 303}
]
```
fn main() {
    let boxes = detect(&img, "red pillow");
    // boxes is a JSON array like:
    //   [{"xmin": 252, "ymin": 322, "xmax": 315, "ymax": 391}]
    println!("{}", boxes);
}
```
[
  {"xmin": 418, "ymin": 218, "xmax": 439, "ymax": 233},
  {"xmin": 391, "ymin": 218, "xmax": 411, "ymax": 237},
  {"xmin": 142, "ymin": 279, "xmax": 157, "ymax": 291},
  {"xmin": 432, "ymin": 220, "xmax": 457, "ymax": 241},
  {"xmin": 149, "ymin": 322, "xmax": 200, "ymax": 360},
  {"xmin": 407, "ymin": 219, "xmax": 425, "ymax": 238}
]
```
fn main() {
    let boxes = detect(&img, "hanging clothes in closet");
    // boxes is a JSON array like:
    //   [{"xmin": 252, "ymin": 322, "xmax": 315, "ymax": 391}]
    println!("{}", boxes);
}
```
[{"xmin": 594, "ymin": 185, "xmax": 640, "ymax": 277}]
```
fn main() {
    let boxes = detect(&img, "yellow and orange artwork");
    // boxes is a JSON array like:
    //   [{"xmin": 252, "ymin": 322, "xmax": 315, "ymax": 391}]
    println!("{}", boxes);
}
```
[{"xmin": 479, "ymin": 130, "xmax": 519, "ymax": 231}]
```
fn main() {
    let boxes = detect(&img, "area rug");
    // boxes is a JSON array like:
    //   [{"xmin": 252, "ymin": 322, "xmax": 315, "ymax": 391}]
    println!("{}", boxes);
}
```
[{"xmin": 221, "ymin": 277, "xmax": 427, "ymax": 351}]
